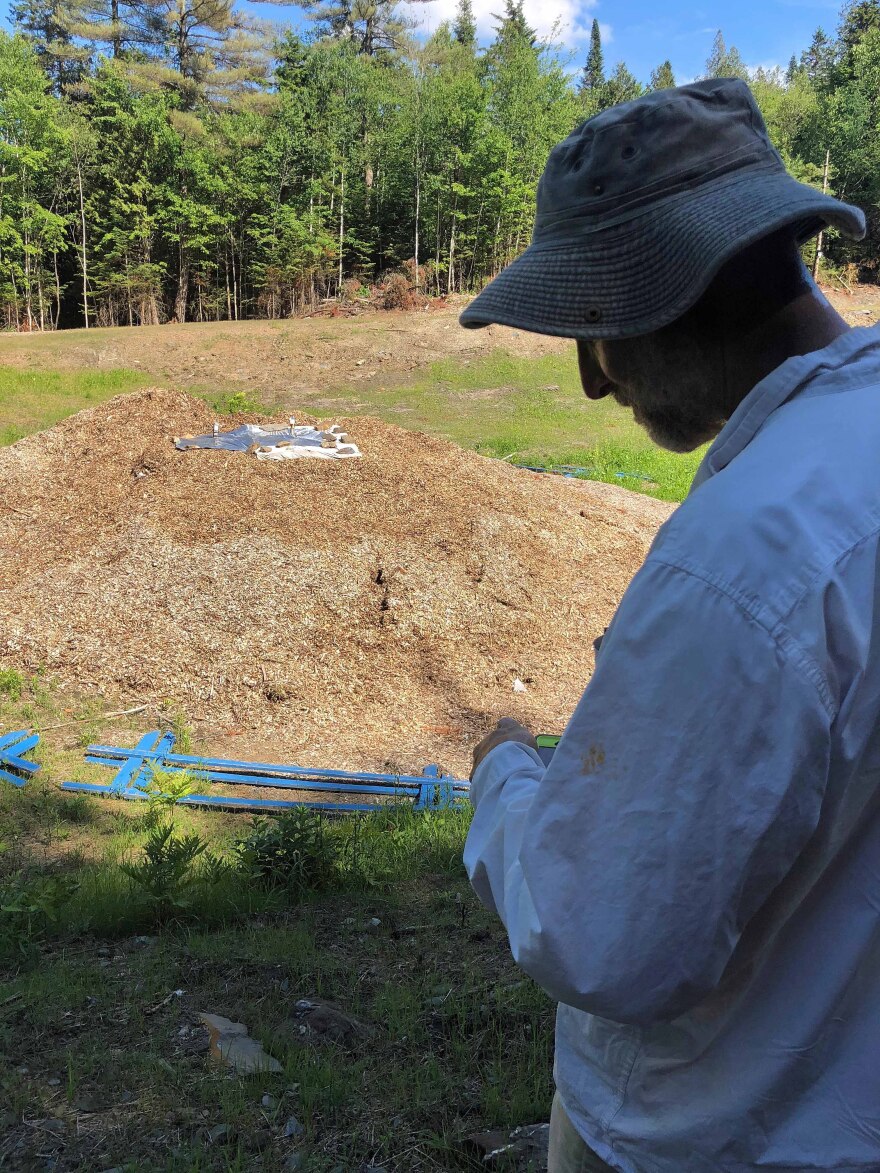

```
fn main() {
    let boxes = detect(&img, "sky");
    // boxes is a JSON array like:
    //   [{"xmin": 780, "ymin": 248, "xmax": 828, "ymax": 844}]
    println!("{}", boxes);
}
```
[
  {"xmin": 3, "ymin": 0, "xmax": 847, "ymax": 85},
  {"xmin": 240, "ymin": 0, "xmax": 847, "ymax": 84}
]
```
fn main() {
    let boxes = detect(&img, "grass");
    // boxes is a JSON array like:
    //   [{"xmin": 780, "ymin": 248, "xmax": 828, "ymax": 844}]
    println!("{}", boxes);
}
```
[
  {"xmin": 0, "ymin": 367, "xmax": 152, "ymax": 445},
  {"xmin": 0, "ymin": 680, "xmax": 549, "ymax": 1171},
  {"xmin": 0, "ymin": 347, "xmax": 703, "ymax": 502}
]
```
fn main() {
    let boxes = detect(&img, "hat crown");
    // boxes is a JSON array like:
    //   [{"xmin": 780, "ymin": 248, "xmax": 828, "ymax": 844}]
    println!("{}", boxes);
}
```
[{"xmin": 536, "ymin": 79, "xmax": 781, "ymax": 230}]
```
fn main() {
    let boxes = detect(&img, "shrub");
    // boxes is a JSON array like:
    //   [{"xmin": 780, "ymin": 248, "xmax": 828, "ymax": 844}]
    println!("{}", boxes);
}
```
[
  {"xmin": 0, "ymin": 872, "xmax": 73, "ymax": 960},
  {"xmin": 233, "ymin": 807, "xmax": 339, "ymax": 892},
  {"xmin": 121, "ymin": 823, "xmax": 219, "ymax": 923},
  {"xmin": 0, "ymin": 668, "xmax": 24, "ymax": 702}
]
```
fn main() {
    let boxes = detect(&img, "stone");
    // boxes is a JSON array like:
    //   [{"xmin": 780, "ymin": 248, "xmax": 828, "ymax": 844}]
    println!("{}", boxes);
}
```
[
  {"xmin": 199, "ymin": 1012, "xmax": 282, "ymax": 1075},
  {"xmin": 261, "ymin": 1093, "xmax": 277, "ymax": 1110},
  {"xmin": 467, "ymin": 1123, "xmax": 550, "ymax": 1171},
  {"xmin": 47, "ymin": 1078, "xmax": 61, "ymax": 1087},
  {"xmin": 282, "ymin": 1155, "xmax": 304, "ymax": 1172},
  {"xmin": 283, "ymin": 998, "xmax": 372, "ymax": 1049},
  {"xmin": 207, "ymin": 1124, "xmax": 231, "ymax": 1145},
  {"xmin": 282, "ymin": 1116, "xmax": 304, "ymax": 1139}
]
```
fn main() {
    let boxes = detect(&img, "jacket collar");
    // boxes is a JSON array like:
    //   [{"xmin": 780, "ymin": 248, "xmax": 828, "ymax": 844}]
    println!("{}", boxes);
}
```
[{"xmin": 691, "ymin": 324, "xmax": 880, "ymax": 493}]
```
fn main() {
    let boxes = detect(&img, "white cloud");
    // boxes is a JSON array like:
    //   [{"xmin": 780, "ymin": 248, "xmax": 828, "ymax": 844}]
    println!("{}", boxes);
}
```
[{"xmin": 404, "ymin": 0, "xmax": 600, "ymax": 44}]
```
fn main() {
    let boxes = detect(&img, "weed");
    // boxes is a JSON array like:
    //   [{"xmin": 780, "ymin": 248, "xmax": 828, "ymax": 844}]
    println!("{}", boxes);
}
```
[
  {"xmin": 221, "ymin": 389, "xmax": 263, "ymax": 414},
  {"xmin": 0, "ymin": 668, "xmax": 24, "ymax": 702},
  {"xmin": 233, "ymin": 807, "xmax": 339, "ymax": 892},
  {"xmin": 121, "ymin": 823, "xmax": 217, "ymax": 923},
  {"xmin": 137, "ymin": 764, "xmax": 197, "ymax": 827},
  {"xmin": 159, "ymin": 702, "xmax": 194, "ymax": 754},
  {"xmin": 0, "ymin": 871, "xmax": 74, "ymax": 960}
]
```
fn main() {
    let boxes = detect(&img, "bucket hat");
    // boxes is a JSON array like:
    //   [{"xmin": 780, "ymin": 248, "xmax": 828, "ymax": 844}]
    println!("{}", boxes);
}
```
[{"xmin": 459, "ymin": 78, "xmax": 865, "ymax": 340}]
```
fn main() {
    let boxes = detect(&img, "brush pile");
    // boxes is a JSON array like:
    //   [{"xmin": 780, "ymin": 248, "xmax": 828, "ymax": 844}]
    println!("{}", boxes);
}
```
[{"xmin": 0, "ymin": 389, "xmax": 673, "ymax": 774}]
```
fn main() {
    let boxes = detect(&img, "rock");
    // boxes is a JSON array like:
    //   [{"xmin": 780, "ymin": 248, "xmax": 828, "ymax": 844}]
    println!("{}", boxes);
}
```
[
  {"xmin": 246, "ymin": 1127, "xmax": 274, "ymax": 1151},
  {"xmin": 467, "ymin": 1122, "xmax": 550, "ymax": 1171},
  {"xmin": 282, "ymin": 999, "xmax": 372, "ymax": 1049},
  {"xmin": 40, "ymin": 1119, "xmax": 65, "ymax": 1135},
  {"xmin": 199, "ymin": 1012, "xmax": 283, "ymax": 1075},
  {"xmin": 282, "ymin": 1155, "xmax": 304, "ymax": 1172},
  {"xmin": 367, "ymin": 917, "xmax": 381, "ymax": 929},
  {"xmin": 282, "ymin": 1115, "xmax": 304, "ymax": 1139},
  {"xmin": 47, "ymin": 1078, "xmax": 61, "ymax": 1087},
  {"xmin": 207, "ymin": 1124, "xmax": 231, "ymax": 1145},
  {"xmin": 261, "ymin": 1093, "xmax": 277, "ymax": 1110}
]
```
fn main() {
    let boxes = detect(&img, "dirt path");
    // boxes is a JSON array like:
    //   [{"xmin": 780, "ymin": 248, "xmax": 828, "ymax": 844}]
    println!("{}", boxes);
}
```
[{"xmin": 0, "ymin": 298, "xmax": 569, "ymax": 403}]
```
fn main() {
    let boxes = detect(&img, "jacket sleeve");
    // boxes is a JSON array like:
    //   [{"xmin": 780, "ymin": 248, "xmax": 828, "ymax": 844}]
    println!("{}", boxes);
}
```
[{"xmin": 464, "ymin": 559, "xmax": 831, "ymax": 1025}]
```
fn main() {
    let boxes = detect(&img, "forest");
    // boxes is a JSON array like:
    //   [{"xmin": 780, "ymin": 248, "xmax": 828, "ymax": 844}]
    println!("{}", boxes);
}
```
[{"xmin": 3, "ymin": 0, "xmax": 880, "ymax": 331}]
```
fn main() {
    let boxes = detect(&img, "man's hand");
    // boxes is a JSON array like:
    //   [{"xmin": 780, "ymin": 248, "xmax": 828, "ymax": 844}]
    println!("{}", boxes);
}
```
[{"xmin": 471, "ymin": 717, "xmax": 538, "ymax": 780}]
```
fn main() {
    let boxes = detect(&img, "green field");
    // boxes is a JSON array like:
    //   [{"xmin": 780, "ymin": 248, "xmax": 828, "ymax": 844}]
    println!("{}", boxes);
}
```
[{"xmin": 0, "ymin": 351, "xmax": 704, "ymax": 503}]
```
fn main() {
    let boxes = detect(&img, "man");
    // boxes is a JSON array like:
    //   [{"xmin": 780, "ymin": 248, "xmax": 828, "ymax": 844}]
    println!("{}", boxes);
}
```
[{"xmin": 460, "ymin": 79, "xmax": 880, "ymax": 1172}]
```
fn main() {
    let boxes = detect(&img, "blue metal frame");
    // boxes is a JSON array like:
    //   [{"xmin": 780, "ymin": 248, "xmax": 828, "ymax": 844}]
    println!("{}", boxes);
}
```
[
  {"xmin": 0, "ymin": 730, "xmax": 40, "ymax": 788},
  {"xmin": 61, "ymin": 731, "xmax": 468, "ymax": 813}
]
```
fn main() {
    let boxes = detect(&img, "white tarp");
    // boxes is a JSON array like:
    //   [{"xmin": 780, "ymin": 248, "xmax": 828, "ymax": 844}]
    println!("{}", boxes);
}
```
[{"xmin": 175, "ymin": 421, "xmax": 361, "ymax": 460}]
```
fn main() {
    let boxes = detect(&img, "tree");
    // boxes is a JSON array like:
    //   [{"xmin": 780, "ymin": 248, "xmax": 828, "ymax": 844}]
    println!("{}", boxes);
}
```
[
  {"xmin": 453, "ymin": 0, "xmax": 477, "ymax": 49},
  {"xmin": 0, "ymin": 33, "xmax": 70, "ymax": 329},
  {"xmin": 10, "ymin": 0, "xmax": 90, "ymax": 91},
  {"xmin": 800, "ymin": 28, "xmax": 836, "ymax": 89},
  {"xmin": 123, "ymin": 0, "xmax": 273, "ymax": 112},
  {"xmin": 649, "ymin": 59, "xmax": 675, "ymax": 91},
  {"xmin": 580, "ymin": 18, "xmax": 604, "ymax": 93},
  {"xmin": 703, "ymin": 30, "xmax": 749, "ymax": 80},
  {"xmin": 296, "ymin": 0, "xmax": 433, "ymax": 57},
  {"xmin": 600, "ymin": 62, "xmax": 643, "ymax": 109}
]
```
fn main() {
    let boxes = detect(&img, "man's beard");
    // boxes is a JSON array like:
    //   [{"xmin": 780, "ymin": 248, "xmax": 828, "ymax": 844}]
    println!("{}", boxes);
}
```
[{"xmin": 635, "ymin": 402, "xmax": 725, "ymax": 453}]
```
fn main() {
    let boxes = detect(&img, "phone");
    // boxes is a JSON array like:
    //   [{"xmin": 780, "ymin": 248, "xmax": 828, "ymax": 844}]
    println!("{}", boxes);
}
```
[{"xmin": 536, "ymin": 734, "xmax": 561, "ymax": 767}]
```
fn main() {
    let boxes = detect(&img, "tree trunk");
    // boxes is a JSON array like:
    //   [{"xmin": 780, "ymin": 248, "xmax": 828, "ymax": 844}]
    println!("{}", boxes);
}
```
[
  {"xmin": 812, "ymin": 149, "xmax": 831, "ymax": 280},
  {"xmin": 53, "ymin": 250, "xmax": 62, "ymax": 328},
  {"xmin": 175, "ymin": 245, "xmax": 189, "ymax": 322},
  {"xmin": 338, "ymin": 165, "xmax": 345, "ymax": 292},
  {"xmin": 111, "ymin": 0, "xmax": 121, "ymax": 57},
  {"xmin": 76, "ymin": 157, "xmax": 89, "ymax": 328},
  {"xmin": 414, "ymin": 165, "xmax": 421, "ymax": 287}
]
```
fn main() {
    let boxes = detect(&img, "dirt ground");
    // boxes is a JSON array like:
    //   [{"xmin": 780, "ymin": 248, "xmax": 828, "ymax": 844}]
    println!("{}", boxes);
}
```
[
  {"xmin": 0, "ymin": 297, "xmax": 569, "ymax": 405},
  {"xmin": 1, "ymin": 286, "xmax": 878, "ymax": 404}
]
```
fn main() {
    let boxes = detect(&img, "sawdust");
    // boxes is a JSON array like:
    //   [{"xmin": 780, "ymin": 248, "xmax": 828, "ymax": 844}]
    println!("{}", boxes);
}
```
[{"xmin": 0, "ymin": 389, "xmax": 672, "ymax": 776}]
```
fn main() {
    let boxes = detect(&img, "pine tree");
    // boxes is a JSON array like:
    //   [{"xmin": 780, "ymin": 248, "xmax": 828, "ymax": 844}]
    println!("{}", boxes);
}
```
[
  {"xmin": 10, "ymin": 0, "xmax": 90, "ymax": 91},
  {"xmin": 800, "ymin": 27, "xmax": 835, "ymax": 88},
  {"xmin": 453, "ymin": 0, "xmax": 477, "ymax": 48},
  {"xmin": 123, "ymin": 0, "xmax": 272, "ymax": 112},
  {"xmin": 296, "ymin": 0, "xmax": 433, "ymax": 56},
  {"xmin": 839, "ymin": 0, "xmax": 880, "ymax": 52},
  {"xmin": 491, "ymin": 0, "xmax": 536, "ymax": 51},
  {"xmin": 599, "ymin": 61, "xmax": 643, "ymax": 109},
  {"xmin": 648, "ymin": 59, "xmax": 675, "ymax": 90},
  {"xmin": 703, "ymin": 30, "xmax": 749, "ymax": 80},
  {"xmin": 580, "ymin": 18, "xmax": 604, "ymax": 92}
]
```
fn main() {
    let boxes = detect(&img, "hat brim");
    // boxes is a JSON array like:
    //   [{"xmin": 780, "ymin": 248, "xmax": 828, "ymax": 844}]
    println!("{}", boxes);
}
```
[{"xmin": 459, "ymin": 169, "xmax": 866, "ymax": 340}]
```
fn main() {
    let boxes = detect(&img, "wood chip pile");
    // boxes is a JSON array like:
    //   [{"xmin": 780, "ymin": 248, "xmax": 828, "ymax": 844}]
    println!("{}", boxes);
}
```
[{"xmin": 0, "ymin": 389, "xmax": 673, "ymax": 775}]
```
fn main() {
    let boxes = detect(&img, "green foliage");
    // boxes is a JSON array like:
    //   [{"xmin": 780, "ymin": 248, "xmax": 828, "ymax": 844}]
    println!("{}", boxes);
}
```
[
  {"xmin": 233, "ymin": 808, "xmax": 340, "ymax": 893},
  {"xmin": 580, "ymin": 18, "xmax": 604, "ymax": 93},
  {"xmin": 0, "ymin": 871, "xmax": 73, "ymax": 960},
  {"xmin": 4, "ymin": 6, "xmax": 880, "ymax": 330},
  {"xmin": 136, "ymin": 765, "xmax": 197, "ymax": 827},
  {"xmin": 0, "ymin": 669, "xmax": 24, "ymax": 702},
  {"xmin": 120, "ymin": 822, "xmax": 221, "ymax": 921}
]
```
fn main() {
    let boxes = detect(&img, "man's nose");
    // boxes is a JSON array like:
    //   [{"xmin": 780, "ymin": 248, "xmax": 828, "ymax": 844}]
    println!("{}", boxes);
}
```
[{"xmin": 577, "ymin": 341, "xmax": 614, "ymax": 400}]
